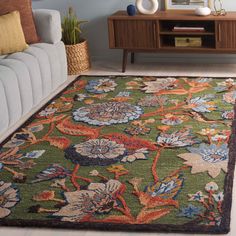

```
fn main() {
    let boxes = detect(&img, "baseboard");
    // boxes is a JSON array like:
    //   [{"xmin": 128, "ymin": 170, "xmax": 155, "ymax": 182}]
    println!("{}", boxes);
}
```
[{"xmin": 91, "ymin": 53, "xmax": 236, "ymax": 64}]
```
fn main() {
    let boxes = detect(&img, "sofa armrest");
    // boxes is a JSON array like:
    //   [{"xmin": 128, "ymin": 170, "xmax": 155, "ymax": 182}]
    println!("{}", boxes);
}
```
[{"xmin": 33, "ymin": 9, "xmax": 62, "ymax": 44}]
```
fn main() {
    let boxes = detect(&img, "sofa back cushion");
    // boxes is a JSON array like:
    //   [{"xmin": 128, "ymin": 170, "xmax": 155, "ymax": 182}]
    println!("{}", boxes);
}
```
[
  {"xmin": 0, "ymin": 0, "xmax": 39, "ymax": 44},
  {"xmin": 0, "ymin": 11, "xmax": 28, "ymax": 55}
]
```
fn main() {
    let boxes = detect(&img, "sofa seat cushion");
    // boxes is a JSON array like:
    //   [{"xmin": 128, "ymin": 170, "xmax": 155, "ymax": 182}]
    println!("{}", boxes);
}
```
[
  {"xmin": 0, "ymin": 41, "xmax": 67, "ymax": 139},
  {"xmin": 32, "ymin": 43, "xmax": 67, "ymax": 89},
  {"xmin": 0, "ymin": 81, "xmax": 10, "ymax": 134},
  {"xmin": 0, "ymin": 59, "xmax": 33, "ymax": 115},
  {"xmin": 0, "ymin": 55, "xmax": 7, "ymax": 60},
  {"xmin": 7, "ymin": 52, "xmax": 43, "ymax": 105},
  {"xmin": 0, "ymin": 66, "xmax": 22, "ymax": 127},
  {"xmin": 25, "ymin": 46, "xmax": 52, "ymax": 97}
]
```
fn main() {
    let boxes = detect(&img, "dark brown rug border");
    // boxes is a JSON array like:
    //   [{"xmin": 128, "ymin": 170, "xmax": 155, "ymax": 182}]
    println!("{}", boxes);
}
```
[{"xmin": 0, "ymin": 75, "xmax": 235, "ymax": 234}]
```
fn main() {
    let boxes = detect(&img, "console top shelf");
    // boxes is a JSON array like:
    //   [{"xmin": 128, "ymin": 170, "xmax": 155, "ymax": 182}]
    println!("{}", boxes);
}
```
[{"xmin": 110, "ymin": 10, "xmax": 236, "ymax": 21}]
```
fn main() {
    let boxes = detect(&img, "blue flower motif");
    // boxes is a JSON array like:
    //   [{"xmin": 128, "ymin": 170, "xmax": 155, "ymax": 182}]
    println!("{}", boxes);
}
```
[
  {"xmin": 85, "ymin": 78, "xmax": 117, "ymax": 94},
  {"xmin": 31, "ymin": 164, "xmax": 71, "ymax": 183},
  {"xmin": 27, "ymin": 125, "xmax": 44, "ymax": 133},
  {"xmin": 188, "ymin": 95, "xmax": 217, "ymax": 113},
  {"xmin": 178, "ymin": 204, "xmax": 202, "ymax": 218},
  {"xmin": 214, "ymin": 86, "xmax": 228, "ymax": 92},
  {"xmin": 187, "ymin": 144, "xmax": 228, "ymax": 164},
  {"xmin": 215, "ymin": 79, "xmax": 236, "ymax": 93},
  {"xmin": 74, "ymin": 93, "xmax": 89, "ymax": 101},
  {"xmin": 222, "ymin": 110, "xmax": 234, "ymax": 120},
  {"xmin": 3, "ymin": 130, "xmax": 35, "ymax": 148},
  {"xmin": 145, "ymin": 174, "xmax": 184, "ymax": 200},
  {"xmin": 156, "ymin": 129, "xmax": 199, "ymax": 147},
  {"xmin": 0, "ymin": 163, "xmax": 3, "ymax": 171},
  {"xmin": 116, "ymin": 91, "xmax": 131, "ymax": 97},
  {"xmin": 196, "ymin": 78, "xmax": 212, "ymax": 83},
  {"xmin": 73, "ymin": 102, "xmax": 143, "ymax": 126},
  {"xmin": 188, "ymin": 191, "xmax": 208, "ymax": 202},
  {"xmin": 23, "ymin": 150, "xmax": 46, "ymax": 159}
]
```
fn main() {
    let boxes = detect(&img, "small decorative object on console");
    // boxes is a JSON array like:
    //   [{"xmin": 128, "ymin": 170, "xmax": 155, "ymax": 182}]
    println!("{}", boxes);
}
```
[
  {"xmin": 165, "ymin": 0, "xmax": 211, "ymax": 11},
  {"xmin": 173, "ymin": 26, "xmax": 205, "ymax": 32},
  {"xmin": 136, "ymin": 0, "xmax": 159, "ymax": 15},
  {"xmin": 175, "ymin": 37, "xmax": 202, "ymax": 47},
  {"xmin": 127, "ymin": 4, "xmax": 136, "ymax": 16},
  {"xmin": 195, "ymin": 7, "xmax": 212, "ymax": 16},
  {"xmin": 213, "ymin": 0, "xmax": 226, "ymax": 16}
]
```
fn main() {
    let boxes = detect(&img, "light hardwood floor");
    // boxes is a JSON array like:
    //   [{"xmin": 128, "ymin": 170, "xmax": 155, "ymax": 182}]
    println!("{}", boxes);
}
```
[{"xmin": 1, "ymin": 61, "xmax": 236, "ymax": 236}]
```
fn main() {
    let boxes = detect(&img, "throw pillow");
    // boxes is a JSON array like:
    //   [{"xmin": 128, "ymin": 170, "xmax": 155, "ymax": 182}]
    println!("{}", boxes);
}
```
[
  {"xmin": 0, "ymin": 0, "xmax": 39, "ymax": 44},
  {"xmin": 0, "ymin": 11, "xmax": 28, "ymax": 55}
]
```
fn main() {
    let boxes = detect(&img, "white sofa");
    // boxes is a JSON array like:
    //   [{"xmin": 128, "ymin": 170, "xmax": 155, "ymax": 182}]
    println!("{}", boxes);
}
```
[{"xmin": 0, "ymin": 9, "xmax": 67, "ymax": 138}]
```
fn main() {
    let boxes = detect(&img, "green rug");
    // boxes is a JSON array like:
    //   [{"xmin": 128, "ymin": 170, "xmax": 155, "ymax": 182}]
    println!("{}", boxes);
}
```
[{"xmin": 0, "ymin": 76, "xmax": 235, "ymax": 233}]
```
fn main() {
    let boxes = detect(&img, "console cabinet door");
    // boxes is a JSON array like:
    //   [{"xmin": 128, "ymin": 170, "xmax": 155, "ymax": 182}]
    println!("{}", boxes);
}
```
[
  {"xmin": 216, "ymin": 21, "xmax": 236, "ymax": 49},
  {"xmin": 112, "ymin": 20, "xmax": 157, "ymax": 49}
]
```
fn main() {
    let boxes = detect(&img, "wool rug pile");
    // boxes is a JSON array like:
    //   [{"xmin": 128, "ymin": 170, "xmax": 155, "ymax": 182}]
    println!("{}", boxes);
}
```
[{"xmin": 0, "ymin": 76, "xmax": 235, "ymax": 233}]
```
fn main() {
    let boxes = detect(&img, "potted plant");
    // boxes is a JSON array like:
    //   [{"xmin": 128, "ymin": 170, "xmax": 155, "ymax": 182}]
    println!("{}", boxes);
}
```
[{"xmin": 62, "ymin": 7, "xmax": 91, "ymax": 75}]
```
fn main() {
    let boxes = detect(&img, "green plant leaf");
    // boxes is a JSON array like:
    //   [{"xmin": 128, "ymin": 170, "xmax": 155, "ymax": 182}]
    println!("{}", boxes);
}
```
[{"xmin": 61, "ymin": 8, "xmax": 88, "ymax": 45}]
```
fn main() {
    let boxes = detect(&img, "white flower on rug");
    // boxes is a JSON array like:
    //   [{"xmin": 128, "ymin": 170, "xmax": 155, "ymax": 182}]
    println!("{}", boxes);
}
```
[
  {"xmin": 185, "ymin": 95, "xmax": 217, "ymax": 113},
  {"xmin": 53, "ymin": 179, "xmax": 123, "ymax": 222},
  {"xmin": 65, "ymin": 139, "xmax": 126, "ymax": 166},
  {"xmin": 73, "ymin": 102, "xmax": 143, "ymax": 126},
  {"xmin": 141, "ymin": 78, "xmax": 176, "ymax": 93},
  {"xmin": 85, "ymin": 78, "xmax": 117, "ymax": 94},
  {"xmin": 38, "ymin": 107, "xmax": 58, "ymax": 117},
  {"xmin": 121, "ymin": 148, "xmax": 148, "ymax": 163},
  {"xmin": 223, "ymin": 91, "xmax": 236, "ymax": 104},
  {"xmin": 205, "ymin": 182, "xmax": 219, "ymax": 192},
  {"xmin": 156, "ymin": 129, "xmax": 199, "ymax": 148},
  {"xmin": 0, "ymin": 181, "xmax": 19, "ymax": 218},
  {"xmin": 178, "ymin": 144, "xmax": 228, "ymax": 178}
]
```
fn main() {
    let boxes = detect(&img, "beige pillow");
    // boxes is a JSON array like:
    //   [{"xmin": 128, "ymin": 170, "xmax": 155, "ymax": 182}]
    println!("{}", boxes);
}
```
[{"xmin": 0, "ymin": 11, "xmax": 28, "ymax": 55}]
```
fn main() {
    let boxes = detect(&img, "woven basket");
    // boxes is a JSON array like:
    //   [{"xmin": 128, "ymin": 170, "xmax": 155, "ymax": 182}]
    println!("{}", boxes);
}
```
[{"xmin": 65, "ymin": 40, "xmax": 91, "ymax": 75}]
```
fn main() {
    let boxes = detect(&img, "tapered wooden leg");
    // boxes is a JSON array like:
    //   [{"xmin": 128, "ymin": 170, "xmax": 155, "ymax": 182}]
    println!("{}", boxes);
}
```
[
  {"xmin": 131, "ymin": 52, "xmax": 135, "ymax": 64},
  {"xmin": 122, "ymin": 50, "xmax": 128, "ymax": 73}
]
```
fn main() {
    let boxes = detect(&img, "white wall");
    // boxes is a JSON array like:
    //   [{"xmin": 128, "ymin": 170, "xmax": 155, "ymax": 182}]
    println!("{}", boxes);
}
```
[{"xmin": 32, "ymin": 0, "xmax": 236, "ymax": 64}]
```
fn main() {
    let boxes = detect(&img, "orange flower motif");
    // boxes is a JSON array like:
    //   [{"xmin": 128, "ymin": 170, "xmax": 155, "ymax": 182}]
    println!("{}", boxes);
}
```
[
  {"xmin": 33, "ymin": 191, "xmax": 55, "ymax": 201},
  {"xmin": 144, "ymin": 118, "xmax": 155, "ymax": 124},
  {"xmin": 126, "ymin": 81, "xmax": 139, "ymax": 86},
  {"xmin": 197, "ymin": 128, "xmax": 218, "ymax": 136},
  {"xmin": 91, "ymin": 94, "xmax": 107, "ymax": 99},
  {"xmin": 126, "ymin": 81, "xmax": 141, "ymax": 89},
  {"xmin": 110, "ymin": 97, "xmax": 131, "ymax": 102},
  {"xmin": 107, "ymin": 165, "xmax": 128, "ymax": 174},
  {"xmin": 33, "ymin": 191, "xmax": 65, "ymax": 203},
  {"xmin": 132, "ymin": 120, "xmax": 143, "ymax": 126},
  {"xmin": 157, "ymin": 125, "xmax": 170, "ymax": 132},
  {"xmin": 84, "ymin": 99, "xmax": 94, "ymax": 104}
]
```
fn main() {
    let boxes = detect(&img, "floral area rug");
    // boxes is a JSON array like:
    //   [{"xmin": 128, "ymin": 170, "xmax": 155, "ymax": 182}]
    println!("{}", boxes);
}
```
[{"xmin": 0, "ymin": 76, "xmax": 235, "ymax": 233}]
